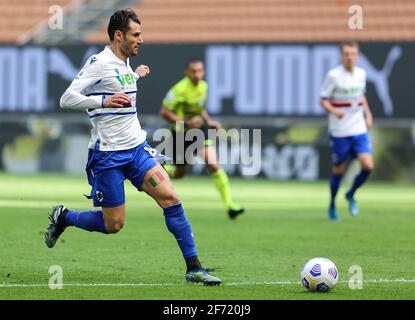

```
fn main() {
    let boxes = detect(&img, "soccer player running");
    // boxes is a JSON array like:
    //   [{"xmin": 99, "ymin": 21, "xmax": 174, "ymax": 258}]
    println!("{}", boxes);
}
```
[
  {"xmin": 320, "ymin": 41, "xmax": 374, "ymax": 221},
  {"xmin": 160, "ymin": 59, "xmax": 245, "ymax": 219},
  {"xmin": 44, "ymin": 9, "xmax": 221, "ymax": 285}
]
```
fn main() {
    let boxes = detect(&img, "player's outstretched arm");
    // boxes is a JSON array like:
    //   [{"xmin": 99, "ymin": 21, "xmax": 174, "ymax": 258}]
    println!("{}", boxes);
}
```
[
  {"xmin": 60, "ymin": 77, "xmax": 105, "ymax": 110},
  {"xmin": 60, "ymin": 56, "xmax": 104, "ymax": 110}
]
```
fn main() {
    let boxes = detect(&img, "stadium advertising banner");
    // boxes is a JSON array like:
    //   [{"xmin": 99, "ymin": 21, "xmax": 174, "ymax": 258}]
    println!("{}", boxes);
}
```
[
  {"xmin": 0, "ymin": 43, "xmax": 414, "ymax": 118},
  {"xmin": 0, "ymin": 44, "xmax": 414, "ymax": 180}
]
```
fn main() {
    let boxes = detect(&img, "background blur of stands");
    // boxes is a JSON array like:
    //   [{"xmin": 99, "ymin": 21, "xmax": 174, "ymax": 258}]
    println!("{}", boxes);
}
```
[{"xmin": 0, "ymin": 0, "xmax": 414, "ymax": 181}]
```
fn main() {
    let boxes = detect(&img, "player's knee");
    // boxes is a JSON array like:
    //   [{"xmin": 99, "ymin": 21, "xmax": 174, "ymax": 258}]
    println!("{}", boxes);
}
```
[
  {"xmin": 159, "ymin": 192, "xmax": 181, "ymax": 208},
  {"xmin": 105, "ymin": 219, "xmax": 125, "ymax": 234},
  {"xmin": 106, "ymin": 222, "xmax": 124, "ymax": 234},
  {"xmin": 207, "ymin": 163, "xmax": 220, "ymax": 173},
  {"xmin": 362, "ymin": 163, "xmax": 374, "ymax": 172},
  {"xmin": 333, "ymin": 165, "xmax": 346, "ymax": 175}
]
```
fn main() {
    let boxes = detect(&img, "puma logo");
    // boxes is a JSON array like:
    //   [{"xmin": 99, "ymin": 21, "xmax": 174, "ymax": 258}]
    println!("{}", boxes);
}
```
[
  {"xmin": 359, "ymin": 46, "xmax": 402, "ymax": 115},
  {"xmin": 48, "ymin": 47, "xmax": 99, "ymax": 81}
]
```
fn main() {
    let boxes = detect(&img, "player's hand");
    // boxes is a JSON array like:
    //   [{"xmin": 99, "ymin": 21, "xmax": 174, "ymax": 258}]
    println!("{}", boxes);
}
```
[
  {"xmin": 185, "ymin": 116, "xmax": 204, "ymax": 128},
  {"xmin": 103, "ymin": 92, "xmax": 131, "ymax": 108},
  {"xmin": 207, "ymin": 120, "xmax": 222, "ymax": 130},
  {"xmin": 332, "ymin": 109, "xmax": 345, "ymax": 119},
  {"xmin": 136, "ymin": 65, "xmax": 150, "ymax": 78}
]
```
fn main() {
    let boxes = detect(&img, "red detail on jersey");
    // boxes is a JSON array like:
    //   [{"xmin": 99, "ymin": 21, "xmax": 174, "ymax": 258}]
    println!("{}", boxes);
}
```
[{"xmin": 330, "ymin": 100, "xmax": 364, "ymax": 108}]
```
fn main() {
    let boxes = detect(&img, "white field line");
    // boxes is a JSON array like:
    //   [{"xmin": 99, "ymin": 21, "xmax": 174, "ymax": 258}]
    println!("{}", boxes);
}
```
[
  {"xmin": 1, "ymin": 279, "xmax": 415, "ymax": 288},
  {"xmin": 0, "ymin": 199, "xmax": 324, "ymax": 210}
]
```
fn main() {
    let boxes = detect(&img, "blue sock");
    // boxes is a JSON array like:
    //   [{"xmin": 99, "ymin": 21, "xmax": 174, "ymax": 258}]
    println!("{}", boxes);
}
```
[
  {"xmin": 330, "ymin": 173, "xmax": 343, "ymax": 207},
  {"xmin": 163, "ymin": 203, "xmax": 197, "ymax": 259},
  {"xmin": 347, "ymin": 169, "xmax": 371, "ymax": 198},
  {"xmin": 65, "ymin": 209, "xmax": 107, "ymax": 233}
]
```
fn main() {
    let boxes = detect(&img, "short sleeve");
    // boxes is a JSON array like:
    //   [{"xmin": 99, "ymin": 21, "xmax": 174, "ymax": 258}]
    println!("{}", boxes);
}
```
[{"xmin": 320, "ymin": 72, "xmax": 336, "ymax": 99}]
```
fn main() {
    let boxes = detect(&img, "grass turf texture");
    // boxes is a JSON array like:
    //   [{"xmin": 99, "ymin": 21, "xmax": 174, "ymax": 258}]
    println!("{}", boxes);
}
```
[{"xmin": 0, "ymin": 173, "xmax": 414, "ymax": 300}]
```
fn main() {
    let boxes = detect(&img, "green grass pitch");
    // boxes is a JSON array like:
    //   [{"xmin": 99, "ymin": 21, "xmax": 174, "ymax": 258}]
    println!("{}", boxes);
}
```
[{"xmin": 0, "ymin": 173, "xmax": 414, "ymax": 300}]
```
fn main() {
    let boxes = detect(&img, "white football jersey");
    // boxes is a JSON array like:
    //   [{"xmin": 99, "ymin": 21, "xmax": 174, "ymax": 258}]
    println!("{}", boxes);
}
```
[
  {"xmin": 60, "ymin": 46, "xmax": 147, "ymax": 151},
  {"xmin": 320, "ymin": 65, "xmax": 367, "ymax": 137}
]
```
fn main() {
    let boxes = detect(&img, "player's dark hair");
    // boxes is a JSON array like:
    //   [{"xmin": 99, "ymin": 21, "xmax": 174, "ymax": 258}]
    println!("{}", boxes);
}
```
[
  {"xmin": 186, "ymin": 57, "xmax": 204, "ymax": 68},
  {"xmin": 340, "ymin": 41, "xmax": 359, "ymax": 51},
  {"xmin": 107, "ymin": 8, "xmax": 141, "ymax": 41}
]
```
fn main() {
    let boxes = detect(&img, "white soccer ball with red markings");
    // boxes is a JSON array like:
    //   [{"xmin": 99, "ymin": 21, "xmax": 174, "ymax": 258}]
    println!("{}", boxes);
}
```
[{"xmin": 300, "ymin": 257, "xmax": 338, "ymax": 292}]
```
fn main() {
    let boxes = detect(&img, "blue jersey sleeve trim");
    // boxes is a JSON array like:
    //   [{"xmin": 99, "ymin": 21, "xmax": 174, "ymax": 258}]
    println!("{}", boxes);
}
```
[
  {"xmin": 88, "ymin": 111, "xmax": 137, "ymax": 119},
  {"xmin": 86, "ymin": 90, "xmax": 137, "ymax": 97}
]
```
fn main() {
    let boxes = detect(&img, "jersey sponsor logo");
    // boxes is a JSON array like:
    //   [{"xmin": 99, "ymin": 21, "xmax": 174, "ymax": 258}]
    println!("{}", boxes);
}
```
[
  {"xmin": 115, "ymin": 73, "xmax": 136, "ymax": 88},
  {"xmin": 334, "ymin": 87, "xmax": 364, "ymax": 95},
  {"xmin": 89, "ymin": 56, "xmax": 97, "ymax": 64}
]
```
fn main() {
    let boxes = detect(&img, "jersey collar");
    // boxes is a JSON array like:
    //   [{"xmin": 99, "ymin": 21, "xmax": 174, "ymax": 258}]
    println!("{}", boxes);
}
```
[
  {"xmin": 342, "ymin": 64, "xmax": 356, "ymax": 75},
  {"xmin": 105, "ymin": 45, "xmax": 130, "ymax": 66}
]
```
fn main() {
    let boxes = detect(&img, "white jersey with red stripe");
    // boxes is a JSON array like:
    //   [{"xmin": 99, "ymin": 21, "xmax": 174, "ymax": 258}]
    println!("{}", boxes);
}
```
[
  {"xmin": 320, "ymin": 65, "xmax": 367, "ymax": 137},
  {"xmin": 60, "ymin": 46, "xmax": 147, "ymax": 151}
]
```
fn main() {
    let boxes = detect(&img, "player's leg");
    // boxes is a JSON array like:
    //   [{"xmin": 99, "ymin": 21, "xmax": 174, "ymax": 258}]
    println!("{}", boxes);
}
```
[
  {"xmin": 44, "ymin": 168, "xmax": 125, "ymax": 248},
  {"xmin": 328, "ymin": 136, "xmax": 350, "ymax": 221},
  {"xmin": 58, "ymin": 204, "xmax": 125, "ymax": 234},
  {"xmin": 345, "ymin": 134, "xmax": 374, "ymax": 216},
  {"xmin": 201, "ymin": 143, "xmax": 244, "ymax": 219},
  {"xmin": 126, "ymin": 143, "xmax": 221, "ymax": 285},
  {"xmin": 65, "ymin": 167, "xmax": 126, "ymax": 233},
  {"xmin": 140, "ymin": 163, "xmax": 221, "ymax": 285},
  {"xmin": 102, "ymin": 205, "xmax": 125, "ymax": 233},
  {"xmin": 329, "ymin": 163, "xmax": 346, "ymax": 220},
  {"xmin": 45, "ymin": 205, "xmax": 109, "ymax": 248},
  {"xmin": 142, "ymin": 164, "xmax": 196, "ymax": 261}
]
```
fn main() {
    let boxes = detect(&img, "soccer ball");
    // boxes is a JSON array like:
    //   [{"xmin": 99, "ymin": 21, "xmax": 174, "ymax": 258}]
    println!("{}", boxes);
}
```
[{"xmin": 300, "ymin": 257, "xmax": 338, "ymax": 292}]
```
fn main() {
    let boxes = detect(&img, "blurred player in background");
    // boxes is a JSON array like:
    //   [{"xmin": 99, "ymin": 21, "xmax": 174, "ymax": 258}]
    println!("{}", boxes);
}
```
[
  {"xmin": 44, "ymin": 9, "xmax": 221, "ymax": 285},
  {"xmin": 160, "ymin": 59, "xmax": 245, "ymax": 220},
  {"xmin": 320, "ymin": 41, "xmax": 374, "ymax": 221}
]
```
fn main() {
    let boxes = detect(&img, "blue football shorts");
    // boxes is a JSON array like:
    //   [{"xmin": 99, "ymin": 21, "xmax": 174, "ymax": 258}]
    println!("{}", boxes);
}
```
[
  {"xmin": 330, "ymin": 133, "xmax": 372, "ymax": 166},
  {"xmin": 85, "ymin": 140, "xmax": 163, "ymax": 208}
]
